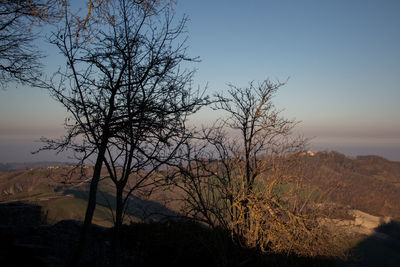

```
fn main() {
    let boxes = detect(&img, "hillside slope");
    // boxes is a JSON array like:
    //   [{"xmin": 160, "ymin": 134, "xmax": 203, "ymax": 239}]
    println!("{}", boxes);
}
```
[
  {"xmin": 301, "ymin": 151, "xmax": 400, "ymax": 218},
  {"xmin": 0, "ymin": 166, "xmax": 177, "ymax": 226},
  {"xmin": 1, "ymin": 152, "xmax": 400, "ymax": 221}
]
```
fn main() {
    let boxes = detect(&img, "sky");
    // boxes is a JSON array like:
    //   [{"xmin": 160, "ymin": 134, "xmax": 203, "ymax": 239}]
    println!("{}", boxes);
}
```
[{"xmin": 0, "ymin": 0, "xmax": 399, "ymax": 162}]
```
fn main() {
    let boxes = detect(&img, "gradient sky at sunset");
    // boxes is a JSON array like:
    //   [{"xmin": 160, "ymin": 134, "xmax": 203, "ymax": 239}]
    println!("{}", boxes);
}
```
[{"xmin": 0, "ymin": 0, "xmax": 399, "ymax": 162}]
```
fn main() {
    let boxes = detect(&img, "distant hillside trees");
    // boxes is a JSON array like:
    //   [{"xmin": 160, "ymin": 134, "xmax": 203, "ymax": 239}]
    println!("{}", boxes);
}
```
[{"xmin": 37, "ymin": 0, "xmax": 207, "ymax": 264}]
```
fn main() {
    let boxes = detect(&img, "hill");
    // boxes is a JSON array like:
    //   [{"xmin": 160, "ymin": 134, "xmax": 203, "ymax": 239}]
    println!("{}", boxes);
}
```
[
  {"xmin": 1, "ymin": 155, "xmax": 400, "ymax": 265},
  {"xmin": 0, "ymin": 166, "xmax": 115, "ymax": 226},
  {"xmin": 1, "ymin": 153, "xmax": 400, "ymax": 222},
  {"xmin": 301, "ymin": 151, "xmax": 400, "ymax": 218},
  {"xmin": 2, "ymin": 152, "xmax": 400, "ymax": 224},
  {"xmin": 0, "ymin": 165, "xmax": 177, "ymax": 226}
]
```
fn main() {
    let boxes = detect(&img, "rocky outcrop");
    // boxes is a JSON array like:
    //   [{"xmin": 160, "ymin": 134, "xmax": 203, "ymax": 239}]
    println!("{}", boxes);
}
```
[{"xmin": 321, "ymin": 209, "xmax": 392, "ymax": 236}]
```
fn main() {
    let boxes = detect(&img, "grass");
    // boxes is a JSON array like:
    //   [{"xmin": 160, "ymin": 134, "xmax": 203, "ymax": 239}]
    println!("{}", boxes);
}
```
[
  {"xmin": 39, "ymin": 196, "xmax": 114, "ymax": 227},
  {"xmin": 37, "ymin": 176, "xmax": 144, "ymax": 227},
  {"xmin": 0, "ymin": 187, "xmax": 56, "ymax": 201},
  {"xmin": 270, "ymin": 182, "xmax": 322, "ymax": 202},
  {"xmin": 1, "ymin": 178, "xmax": 118, "ymax": 227}
]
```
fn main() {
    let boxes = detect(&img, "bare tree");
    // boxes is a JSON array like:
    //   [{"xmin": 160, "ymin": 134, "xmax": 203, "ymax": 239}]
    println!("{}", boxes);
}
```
[
  {"xmin": 96, "ymin": 1, "xmax": 207, "ymax": 261},
  {"xmin": 170, "ymin": 80, "xmax": 340, "ymax": 256},
  {"xmin": 0, "ymin": 0, "xmax": 175, "ymax": 88},
  {"xmin": 37, "ymin": 0, "xmax": 206, "ymax": 264},
  {"xmin": 0, "ymin": 0, "xmax": 48, "ymax": 87}
]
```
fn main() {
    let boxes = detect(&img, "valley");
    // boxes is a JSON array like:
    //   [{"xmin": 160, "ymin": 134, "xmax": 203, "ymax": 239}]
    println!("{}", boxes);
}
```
[{"xmin": 1, "ymin": 151, "xmax": 400, "ymax": 266}]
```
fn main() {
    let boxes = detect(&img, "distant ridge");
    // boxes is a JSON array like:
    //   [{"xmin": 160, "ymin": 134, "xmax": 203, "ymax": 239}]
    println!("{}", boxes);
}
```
[{"xmin": 0, "ymin": 161, "xmax": 77, "ymax": 172}]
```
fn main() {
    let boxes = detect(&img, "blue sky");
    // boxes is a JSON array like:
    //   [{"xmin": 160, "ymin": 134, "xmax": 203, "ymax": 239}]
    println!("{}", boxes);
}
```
[{"xmin": 0, "ymin": 0, "xmax": 399, "ymax": 162}]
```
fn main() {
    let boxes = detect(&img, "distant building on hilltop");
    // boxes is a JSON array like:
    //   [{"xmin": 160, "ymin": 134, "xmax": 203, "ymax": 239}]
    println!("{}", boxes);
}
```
[
  {"xmin": 307, "ymin": 150, "xmax": 317, "ymax": 156},
  {"xmin": 299, "ymin": 150, "xmax": 318, "ymax": 157},
  {"xmin": 47, "ymin": 166, "xmax": 60, "ymax": 169}
]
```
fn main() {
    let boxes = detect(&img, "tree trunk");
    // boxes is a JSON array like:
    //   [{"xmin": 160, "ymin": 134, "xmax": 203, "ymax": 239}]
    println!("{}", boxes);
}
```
[
  {"xmin": 69, "ymin": 139, "xmax": 108, "ymax": 267},
  {"xmin": 112, "ymin": 186, "xmax": 124, "ymax": 266}
]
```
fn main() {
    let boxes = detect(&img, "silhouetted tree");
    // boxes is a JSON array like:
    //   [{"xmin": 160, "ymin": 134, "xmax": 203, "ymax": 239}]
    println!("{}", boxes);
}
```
[
  {"xmin": 0, "ymin": 0, "xmax": 47, "ymax": 87},
  {"xmin": 170, "ymin": 80, "xmax": 340, "ymax": 256},
  {"xmin": 0, "ymin": 0, "xmax": 175, "ymax": 88},
  {"xmin": 37, "ymin": 0, "xmax": 207, "ymax": 265},
  {"xmin": 96, "ymin": 1, "xmax": 207, "ymax": 262}
]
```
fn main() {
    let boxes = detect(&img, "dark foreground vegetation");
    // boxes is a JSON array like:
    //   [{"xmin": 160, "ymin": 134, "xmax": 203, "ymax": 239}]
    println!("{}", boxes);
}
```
[
  {"xmin": 1, "ymin": 151, "xmax": 400, "ymax": 266},
  {"xmin": 1, "ymin": 198, "xmax": 400, "ymax": 266},
  {"xmin": 1, "ymin": 213, "xmax": 337, "ymax": 267}
]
